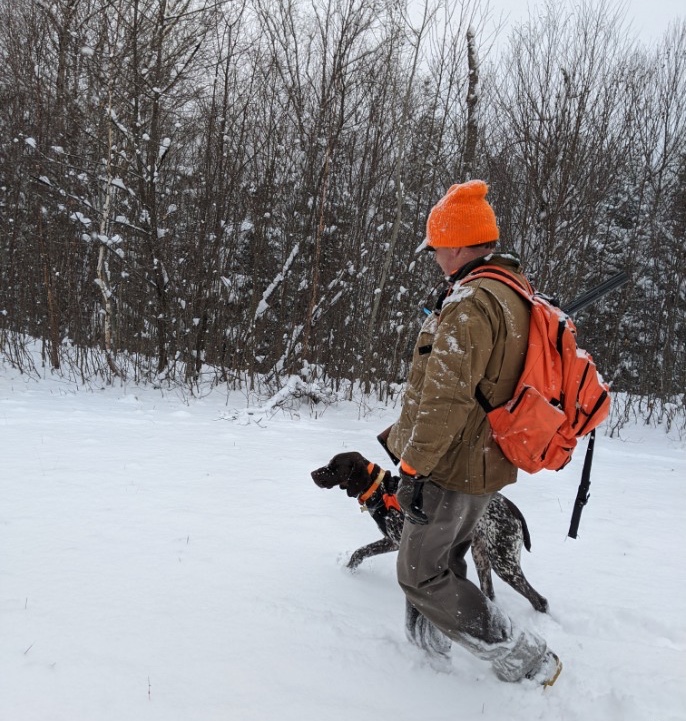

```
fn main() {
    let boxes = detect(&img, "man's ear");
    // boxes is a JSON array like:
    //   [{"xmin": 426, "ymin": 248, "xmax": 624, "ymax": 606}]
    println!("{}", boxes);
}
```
[{"xmin": 450, "ymin": 246, "xmax": 466, "ymax": 266}]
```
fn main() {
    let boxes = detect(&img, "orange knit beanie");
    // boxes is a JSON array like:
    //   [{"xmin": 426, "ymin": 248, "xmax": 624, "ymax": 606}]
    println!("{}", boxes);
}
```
[{"xmin": 425, "ymin": 180, "xmax": 499, "ymax": 248}]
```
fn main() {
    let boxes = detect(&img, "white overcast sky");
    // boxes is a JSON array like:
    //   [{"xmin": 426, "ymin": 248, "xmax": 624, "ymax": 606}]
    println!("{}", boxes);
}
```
[{"xmin": 485, "ymin": 0, "xmax": 683, "ymax": 44}]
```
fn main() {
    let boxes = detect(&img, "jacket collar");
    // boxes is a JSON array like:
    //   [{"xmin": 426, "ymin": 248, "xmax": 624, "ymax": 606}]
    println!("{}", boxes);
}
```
[
  {"xmin": 434, "ymin": 252, "xmax": 522, "ymax": 312},
  {"xmin": 448, "ymin": 252, "xmax": 522, "ymax": 283}
]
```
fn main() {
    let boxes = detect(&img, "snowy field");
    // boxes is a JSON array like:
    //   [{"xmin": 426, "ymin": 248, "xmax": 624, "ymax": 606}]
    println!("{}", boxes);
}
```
[{"xmin": 1, "ymin": 367, "xmax": 685, "ymax": 721}]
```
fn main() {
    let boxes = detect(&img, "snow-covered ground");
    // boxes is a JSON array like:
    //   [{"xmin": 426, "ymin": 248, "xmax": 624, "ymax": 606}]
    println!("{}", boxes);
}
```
[{"xmin": 1, "ymin": 367, "xmax": 684, "ymax": 721}]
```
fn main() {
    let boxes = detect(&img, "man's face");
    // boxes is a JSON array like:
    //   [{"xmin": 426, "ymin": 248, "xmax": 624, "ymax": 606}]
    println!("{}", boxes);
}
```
[{"xmin": 434, "ymin": 246, "xmax": 463, "ymax": 276}]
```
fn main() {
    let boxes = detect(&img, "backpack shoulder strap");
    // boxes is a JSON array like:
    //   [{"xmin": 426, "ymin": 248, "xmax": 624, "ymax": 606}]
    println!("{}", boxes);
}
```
[
  {"xmin": 460, "ymin": 264, "xmax": 535, "ymax": 301},
  {"xmin": 461, "ymin": 265, "xmax": 534, "ymax": 414}
]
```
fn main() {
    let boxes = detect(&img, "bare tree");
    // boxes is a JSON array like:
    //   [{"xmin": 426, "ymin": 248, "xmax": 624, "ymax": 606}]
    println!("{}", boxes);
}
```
[{"xmin": 0, "ymin": 0, "xmax": 682, "ymax": 428}]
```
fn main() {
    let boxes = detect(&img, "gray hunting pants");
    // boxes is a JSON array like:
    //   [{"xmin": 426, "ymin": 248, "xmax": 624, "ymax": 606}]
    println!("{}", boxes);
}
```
[{"xmin": 397, "ymin": 481, "xmax": 548, "ymax": 682}]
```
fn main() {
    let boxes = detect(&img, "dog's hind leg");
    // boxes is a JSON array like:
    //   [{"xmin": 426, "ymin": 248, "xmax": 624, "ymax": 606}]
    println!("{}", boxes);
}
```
[
  {"xmin": 488, "ymin": 539, "xmax": 549, "ymax": 613},
  {"xmin": 492, "ymin": 562, "xmax": 549, "ymax": 613},
  {"xmin": 347, "ymin": 537, "xmax": 398, "ymax": 570},
  {"xmin": 470, "ymin": 531, "xmax": 495, "ymax": 601},
  {"xmin": 481, "ymin": 495, "xmax": 549, "ymax": 613}
]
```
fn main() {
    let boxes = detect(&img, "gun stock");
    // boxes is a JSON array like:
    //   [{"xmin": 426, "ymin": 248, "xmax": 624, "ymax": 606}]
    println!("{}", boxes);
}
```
[{"xmin": 377, "ymin": 425, "xmax": 400, "ymax": 466}]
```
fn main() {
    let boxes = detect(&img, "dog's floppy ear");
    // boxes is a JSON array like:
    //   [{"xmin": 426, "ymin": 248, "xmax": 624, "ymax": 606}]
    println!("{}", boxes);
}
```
[
  {"xmin": 338, "ymin": 454, "xmax": 374, "ymax": 498},
  {"xmin": 329, "ymin": 451, "xmax": 372, "ymax": 498}
]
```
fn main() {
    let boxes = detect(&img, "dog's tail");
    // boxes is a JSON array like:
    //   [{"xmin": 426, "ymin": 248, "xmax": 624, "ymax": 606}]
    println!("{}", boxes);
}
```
[{"xmin": 501, "ymin": 497, "xmax": 532, "ymax": 552}]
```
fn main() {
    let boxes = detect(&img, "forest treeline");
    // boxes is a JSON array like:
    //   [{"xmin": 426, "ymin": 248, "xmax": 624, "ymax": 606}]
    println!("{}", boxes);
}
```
[{"xmin": 0, "ymin": 0, "xmax": 684, "ymax": 427}]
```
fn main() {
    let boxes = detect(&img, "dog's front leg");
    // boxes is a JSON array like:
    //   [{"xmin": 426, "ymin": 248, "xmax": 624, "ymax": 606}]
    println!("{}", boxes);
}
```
[{"xmin": 347, "ymin": 537, "xmax": 399, "ymax": 570}]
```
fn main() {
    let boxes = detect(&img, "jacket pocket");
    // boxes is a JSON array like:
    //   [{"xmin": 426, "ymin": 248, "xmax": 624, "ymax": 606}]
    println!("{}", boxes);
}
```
[{"xmin": 408, "ymin": 314, "xmax": 438, "ymax": 388}]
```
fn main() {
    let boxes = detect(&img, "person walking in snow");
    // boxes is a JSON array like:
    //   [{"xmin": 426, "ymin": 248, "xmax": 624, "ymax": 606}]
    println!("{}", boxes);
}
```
[{"xmin": 385, "ymin": 180, "xmax": 562, "ymax": 686}]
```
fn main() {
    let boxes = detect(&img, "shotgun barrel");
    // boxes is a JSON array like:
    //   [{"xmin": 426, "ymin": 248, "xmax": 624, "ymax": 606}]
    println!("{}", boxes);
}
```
[{"xmin": 563, "ymin": 270, "xmax": 630, "ymax": 317}]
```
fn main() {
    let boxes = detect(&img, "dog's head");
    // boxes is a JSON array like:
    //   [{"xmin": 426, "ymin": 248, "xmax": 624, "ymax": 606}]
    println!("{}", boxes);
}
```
[{"xmin": 311, "ymin": 451, "xmax": 375, "ymax": 498}]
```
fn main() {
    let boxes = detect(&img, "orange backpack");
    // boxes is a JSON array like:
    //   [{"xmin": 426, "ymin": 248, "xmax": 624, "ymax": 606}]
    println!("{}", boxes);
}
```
[{"xmin": 462, "ymin": 265, "xmax": 611, "ymax": 474}]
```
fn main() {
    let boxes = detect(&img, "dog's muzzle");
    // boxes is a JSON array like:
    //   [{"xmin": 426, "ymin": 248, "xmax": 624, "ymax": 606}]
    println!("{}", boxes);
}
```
[{"xmin": 311, "ymin": 466, "xmax": 341, "ymax": 489}]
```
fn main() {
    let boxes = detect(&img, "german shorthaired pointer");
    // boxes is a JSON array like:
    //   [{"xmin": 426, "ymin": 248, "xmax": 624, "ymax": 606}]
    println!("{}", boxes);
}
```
[{"xmin": 311, "ymin": 451, "xmax": 548, "ymax": 613}]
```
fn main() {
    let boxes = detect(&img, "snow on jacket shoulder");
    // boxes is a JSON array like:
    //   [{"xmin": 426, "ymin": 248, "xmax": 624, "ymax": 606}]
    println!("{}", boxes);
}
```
[{"xmin": 387, "ymin": 255, "xmax": 530, "ymax": 494}]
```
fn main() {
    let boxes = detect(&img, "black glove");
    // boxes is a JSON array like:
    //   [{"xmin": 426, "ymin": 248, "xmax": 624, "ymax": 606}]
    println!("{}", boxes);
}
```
[
  {"xmin": 397, "ymin": 465, "xmax": 429, "ymax": 525},
  {"xmin": 384, "ymin": 473, "xmax": 399, "ymax": 495}
]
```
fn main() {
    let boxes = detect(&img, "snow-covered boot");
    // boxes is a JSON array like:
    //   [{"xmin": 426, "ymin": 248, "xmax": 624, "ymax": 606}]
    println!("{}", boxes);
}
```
[
  {"xmin": 405, "ymin": 599, "xmax": 452, "ymax": 658},
  {"xmin": 525, "ymin": 650, "xmax": 563, "ymax": 688},
  {"xmin": 488, "ymin": 624, "xmax": 550, "ymax": 683}
]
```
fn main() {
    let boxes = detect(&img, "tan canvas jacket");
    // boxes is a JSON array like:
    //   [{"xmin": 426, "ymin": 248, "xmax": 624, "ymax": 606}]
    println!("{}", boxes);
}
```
[{"xmin": 387, "ymin": 254, "xmax": 530, "ymax": 495}]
